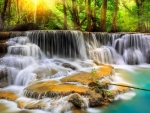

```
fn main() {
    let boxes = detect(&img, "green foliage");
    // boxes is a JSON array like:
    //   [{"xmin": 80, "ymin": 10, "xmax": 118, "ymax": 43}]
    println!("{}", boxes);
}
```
[
  {"xmin": 90, "ymin": 68, "xmax": 97, "ymax": 82},
  {"xmin": 1, "ymin": 0, "xmax": 150, "ymax": 32},
  {"xmin": 91, "ymin": 68, "xmax": 97, "ymax": 75}
]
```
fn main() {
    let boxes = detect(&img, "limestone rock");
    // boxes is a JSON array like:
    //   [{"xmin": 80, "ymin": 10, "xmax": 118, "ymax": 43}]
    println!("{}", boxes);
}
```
[
  {"xmin": 62, "ymin": 63, "xmax": 77, "ymax": 70},
  {"xmin": 0, "ymin": 91, "xmax": 18, "ymax": 101},
  {"xmin": 24, "ymin": 80, "xmax": 88, "ymax": 99},
  {"xmin": 66, "ymin": 93, "xmax": 87, "ymax": 108},
  {"xmin": 61, "ymin": 65, "xmax": 113, "ymax": 85},
  {"xmin": 24, "ymin": 101, "xmax": 47, "ymax": 110},
  {"xmin": 0, "ymin": 82, "xmax": 8, "ymax": 88},
  {"xmin": 0, "ymin": 67, "xmax": 7, "ymax": 82},
  {"xmin": 18, "ymin": 110, "xmax": 32, "ymax": 113},
  {"xmin": 10, "ymin": 23, "xmax": 38, "ymax": 31}
]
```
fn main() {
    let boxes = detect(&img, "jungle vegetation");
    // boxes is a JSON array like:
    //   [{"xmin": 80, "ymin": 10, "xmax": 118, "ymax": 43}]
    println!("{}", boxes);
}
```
[{"xmin": 0, "ymin": 0, "xmax": 150, "ymax": 32}]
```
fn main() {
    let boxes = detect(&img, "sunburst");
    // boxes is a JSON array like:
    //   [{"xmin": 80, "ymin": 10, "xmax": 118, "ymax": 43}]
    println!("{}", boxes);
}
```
[{"xmin": 17, "ymin": 0, "xmax": 59, "ymax": 22}]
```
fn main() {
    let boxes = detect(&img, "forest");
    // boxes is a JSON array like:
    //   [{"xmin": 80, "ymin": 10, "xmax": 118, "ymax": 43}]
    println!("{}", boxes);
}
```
[{"xmin": 0, "ymin": 0, "xmax": 150, "ymax": 32}]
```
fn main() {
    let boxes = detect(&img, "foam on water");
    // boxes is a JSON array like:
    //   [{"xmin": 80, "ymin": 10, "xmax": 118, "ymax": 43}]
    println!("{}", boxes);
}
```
[
  {"xmin": 1, "ymin": 32, "xmax": 150, "ymax": 113},
  {"xmin": 114, "ymin": 91, "xmax": 136, "ymax": 100}
]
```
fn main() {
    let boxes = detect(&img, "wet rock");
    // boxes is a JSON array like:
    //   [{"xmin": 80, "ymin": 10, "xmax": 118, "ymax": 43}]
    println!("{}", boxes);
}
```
[
  {"xmin": 24, "ymin": 101, "xmax": 47, "ymax": 110},
  {"xmin": 0, "ymin": 32, "xmax": 10, "ymax": 40},
  {"xmin": 33, "ymin": 66, "xmax": 58, "ymax": 80},
  {"xmin": 0, "ymin": 82, "xmax": 8, "ymax": 88},
  {"xmin": 0, "ymin": 32, "xmax": 10, "ymax": 54},
  {"xmin": 18, "ymin": 110, "xmax": 31, "ymax": 113},
  {"xmin": 61, "ymin": 65, "xmax": 113, "ymax": 85},
  {"xmin": 66, "ymin": 93, "xmax": 87, "ymax": 109},
  {"xmin": 0, "ymin": 91, "xmax": 18, "ymax": 101},
  {"xmin": 0, "ymin": 43, "xmax": 7, "ymax": 54},
  {"xmin": 24, "ymin": 80, "xmax": 88, "ymax": 99},
  {"xmin": 10, "ymin": 23, "xmax": 38, "ymax": 31},
  {"xmin": 0, "ymin": 103, "xmax": 8, "ymax": 111},
  {"xmin": 87, "ymin": 88, "xmax": 103, "ymax": 107},
  {"xmin": 0, "ymin": 67, "xmax": 8, "ymax": 82},
  {"xmin": 62, "ymin": 63, "xmax": 77, "ymax": 70},
  {"xmin": 87, "ymin": 81, "xmax": 115, "ymax": 107}
]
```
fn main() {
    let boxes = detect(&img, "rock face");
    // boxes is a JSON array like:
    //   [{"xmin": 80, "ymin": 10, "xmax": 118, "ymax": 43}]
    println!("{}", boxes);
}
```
[
  {"xmin": 10, "ymin": 23, "xmax": 39, "ymax": 31},
  {"xmin": 66, "ymin": 93, "xmax": 87, "ymax": 108},
  {"xmin": 0, "ymin": 32, "xmax": 9, "ymax": 55},
  {"xmin": 0, "ymin": 82, "xmax": 8, "ymax": 88},
  {"xmin": 0, "ymin": 67, "xmax": 8, "ymax": 83},
  {"xmin": 24, "ymin": 80, "xmax": 88, "ymax": 99},
  {"xmin": 60, "ymin": 65, "xmax": 113, "ymax": 85},
  {"xmin": 0, "ymin": 91, "xmax": 18, "ymax": 101},
  {"xmin": 87, "ymin": 82, "xmax": 114, "ymax": 107},
  {"xmin": 62, "ymin": 63, "xmax": 77, "ymax": 70},
  {"xmin": 0, "ymin": 64, "xmax": 132, "ymax": 112}
]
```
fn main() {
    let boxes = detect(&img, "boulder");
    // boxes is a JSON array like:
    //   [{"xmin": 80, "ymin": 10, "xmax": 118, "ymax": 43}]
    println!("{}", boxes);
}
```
[
  {"xmin": 0, "ymin": 82, "xmax": 8, "ymax": 88},
  {"xmin": 24, "ymin": 80, "xmax": 88, "ymax": 99},
  {"xmin": 61, "ymin": 65, "xmax": 113, "ymax": 85},
  {"xmin": 66, "ymin": 93, "xmax": 87, "ymax": 108},
  {"xmin": 0, "ymin": 32, "xmax": 9, "ymax": 54},
  {"xmin": 18, "ymin": 110, "xmax": 32, "ymax": 113},
  {"xmin": 10, "ymin": 23, "xmax": 38, "ymax": 31},
  {"xmin": 0, "ymin": 91, "xmax": 18, "ymax": 101},
  {"xmin": 0, "ymin": 67, "xmax": 8, "ymax": 82},
  {"xmin": 62, "ymin": 63, "xmax": 77, "ymax": 70}
]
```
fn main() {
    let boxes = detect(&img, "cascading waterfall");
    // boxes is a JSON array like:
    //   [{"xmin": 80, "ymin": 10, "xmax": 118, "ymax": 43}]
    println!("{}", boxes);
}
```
[
  {"xmin": 27, "ymin": 31, "xmax": 87, "ymax": 59},
  {"xmin": 9, "ymin": 31, "xmax": 150, "ymax": 65},
  {"xmin": 1, "ymin": 31, "xmax": 150, "ymax": 113},
  {"xmin": 87, "ymin": 33, "xmax": 150, "ymax": 64},
  {"xmin": 3, "ymin": 31, "xmax": 150, "ymax": 87}
]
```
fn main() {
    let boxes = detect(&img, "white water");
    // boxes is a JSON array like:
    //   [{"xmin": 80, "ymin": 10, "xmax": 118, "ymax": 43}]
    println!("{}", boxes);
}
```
[{"xmin": 1, "ymin": 31, "xmax": 150, "ymax": 113}]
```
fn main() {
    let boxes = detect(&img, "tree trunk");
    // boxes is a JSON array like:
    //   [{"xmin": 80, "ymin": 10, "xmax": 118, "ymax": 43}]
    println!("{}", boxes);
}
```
[
  {"xmin": 8, "ymin": 0, "xmax": 11, "ymax": 27},
  {"xmin": 63, "ymin": 0, "xmax": 67, "ymax": 30},
  {"xmin": 111, "ymin": 0, "xmax": 119, "ymax": 32},
  {"xmin": 134, "ymin": 0, "xmax": 145, "ymax": 31},
  {"xmin": 16, "ymin": 0, "xmax": 20, "ymax": 24},
  {"xmin": 0, "ymin": 0, "xmax": 9, "ymax": 31},
  {"xmin": 92, "ymin": 0, "xmax": 98, "ymax": 31},
  {"xmin": 72, "ymin": 0, "xmax": 80, "ymax": 29},
  {"xmin": 100, "ymin": 0, "xmax": 107, "ymax": 32},
  {"xmin": 85, "ymin": 0, "xmax": 92, "ymax": 31},
  {"xmin": 68, "ymin": 0, "xmax": 86, "ymax": 30}
]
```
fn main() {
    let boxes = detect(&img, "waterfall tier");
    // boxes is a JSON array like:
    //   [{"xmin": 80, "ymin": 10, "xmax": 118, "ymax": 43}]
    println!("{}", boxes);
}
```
[
  {"xmin": 0, "ymin": 31, "xmax": 138, "ymax": 113},
  {"xmin": 8, "ymin": 31, "xmax": 150, "ymax": 65}
]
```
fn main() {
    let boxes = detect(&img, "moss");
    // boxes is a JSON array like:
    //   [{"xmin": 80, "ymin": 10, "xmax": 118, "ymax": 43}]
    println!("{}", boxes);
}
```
[
  {"xmin": 25, "ymin": 80, "xmax": 88, "ymax": 98},
  {"xmin": 60, "ymin": 65, "xmax": 113, "ymax": 85},
  {"xmin": 0, "ymin": 91, "xmax": 18, "ymax": 101}
]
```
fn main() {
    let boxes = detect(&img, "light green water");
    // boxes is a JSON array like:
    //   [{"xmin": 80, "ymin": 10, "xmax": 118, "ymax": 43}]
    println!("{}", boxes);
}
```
[
  {"xmin": 101, "ymin": 66, "xmax": 150, "ymax": 113},
  {"xmin": 1, "ymin": 66, "xmax": 150, "ymax": 113}
]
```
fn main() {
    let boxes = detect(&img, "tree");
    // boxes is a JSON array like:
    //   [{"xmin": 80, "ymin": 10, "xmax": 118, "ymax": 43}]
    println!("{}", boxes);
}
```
[
  {"xmin": 0, "ymin": 0, "xmax": 8, "ymax": 31},
  {"xmin": 68, "ymin": 0, "xmax": 86, "ymax": 30},
  {"xmin": 16, "ymin": 0, "xmax": 20, "ymax": 24},
  {"xmin": 85, "ymin": 0, "xmax": 92, "ymax": 31},
  {"xmin": 63, "ymin": 0, "xmax": 67, "ymax": 30},
  {"xmin": 91, "ymin": 0, "xmax": 98, "ymax": 31},
  {"xmin": 100, "ymin": 0, "xmax": 107, "ymax": 32},
  {"xmin": 111, "ymin": 0, "xmax": 119, "ymax": 32},
  {"xmin": 134, "ymin": 0, "xmax": 145, "ymax": 31}
]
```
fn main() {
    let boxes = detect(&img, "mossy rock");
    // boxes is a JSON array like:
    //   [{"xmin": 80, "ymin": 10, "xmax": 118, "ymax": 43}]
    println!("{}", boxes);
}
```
[
  {"xmin": 0, "ymin": 91, "xmax": 18, "ymax": 101},
  {"xmin": 60, "ymin": 65, "xmax": 113, "ymax": 85},
  {"xmin": 24, "ymin": 80, "xmax": 88, "ymax": 99}
]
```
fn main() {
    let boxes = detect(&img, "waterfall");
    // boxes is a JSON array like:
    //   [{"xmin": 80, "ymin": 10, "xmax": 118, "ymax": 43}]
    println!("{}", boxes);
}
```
[
  {"xmin": 1, "ymin": 31, "xmax": 150, "ymax": 113},
  {"xmin": 26, "ymin": 31, "xmax": 87, "ymax": 59},
  {"xmin": 8, "ymin": 31, "xmax": 150, "ymax": 65},
  {"xmin": 87, "ymin": 33, "xmax": 150, "ymax": 65}
]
